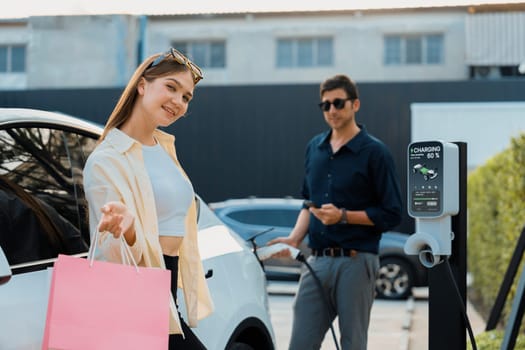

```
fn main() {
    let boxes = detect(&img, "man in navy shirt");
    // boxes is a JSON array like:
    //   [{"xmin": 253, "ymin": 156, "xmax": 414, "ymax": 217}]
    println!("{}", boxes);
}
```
[{"xmin": 270, "ymin": 74, "xmax": 402, "ymax": 350}]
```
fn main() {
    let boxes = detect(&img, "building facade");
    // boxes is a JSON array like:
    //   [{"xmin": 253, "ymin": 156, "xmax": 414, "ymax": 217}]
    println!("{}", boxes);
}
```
[{"xmin": 0, "ymin": 4, "xmax": 524, "ymax": 90}]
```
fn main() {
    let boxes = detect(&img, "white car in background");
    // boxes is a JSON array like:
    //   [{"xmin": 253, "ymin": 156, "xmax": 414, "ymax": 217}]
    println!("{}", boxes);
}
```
[{"xmin": 0, "ymin": 108, "xmax": 275, "ymax": 350}]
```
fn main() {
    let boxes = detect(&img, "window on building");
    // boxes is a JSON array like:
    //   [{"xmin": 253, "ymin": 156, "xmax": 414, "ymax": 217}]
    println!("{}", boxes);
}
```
[
  {"xmin": 172, "ymin": 41, "xmax": 226, "ymax": 68},
  {"xmin": 426, "ymin": 35, "xmax": 443, "ymax": 64},
  {"xmin": 384, "ymin": 37, "xmax": 401, "ymax": 65},
  {"xmin": 406, "ymin": 37, "xmax": 422, "ymax": 64},
  {"xmin": 384, "ymin": 34, "xmax": 443, "ymax": 65},
  {"xmin": 276, "ymin": 37, "xmax": 333, "ymax": 68},
  {"xmin": 0, "ymin": 45, "xmax": 26, "ymax": 73}
]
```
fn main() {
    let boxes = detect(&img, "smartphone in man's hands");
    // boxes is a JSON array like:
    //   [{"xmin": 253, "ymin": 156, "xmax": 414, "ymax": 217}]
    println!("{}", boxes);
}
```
[{"xmin": 304, "ymin": 200, "xmax": 318, "ymax": 209}]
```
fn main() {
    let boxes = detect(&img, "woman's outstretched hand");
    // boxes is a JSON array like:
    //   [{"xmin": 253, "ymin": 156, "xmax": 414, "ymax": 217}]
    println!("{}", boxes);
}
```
[{"xmin": 98, "ymin": 201, "xmax": 135, "ymax": 243}]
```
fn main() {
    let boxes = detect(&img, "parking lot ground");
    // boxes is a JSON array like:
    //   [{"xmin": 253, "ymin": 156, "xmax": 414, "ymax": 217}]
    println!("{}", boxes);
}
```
[
  {"xmin": 267, "ymin": 281, "xmax": 409, "ymax": 350},
  {"xmin": 407, "ymin": 288, "xmax": 486, "ymax": 350},
  {"xmin": 267, "ymin": 282, "xmax": 486, "ymax": 350}
]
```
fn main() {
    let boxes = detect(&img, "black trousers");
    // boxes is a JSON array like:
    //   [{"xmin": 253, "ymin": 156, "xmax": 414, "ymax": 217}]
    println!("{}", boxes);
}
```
[{"xmin": 163, "ymin": 255, "xmax": 207, "ymax": 350}]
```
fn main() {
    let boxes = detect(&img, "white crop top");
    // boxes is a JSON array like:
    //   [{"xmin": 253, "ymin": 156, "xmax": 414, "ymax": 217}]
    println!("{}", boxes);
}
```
[{"xmin": 142, "ymin": 142, "xmax": 194, "ymax": 237}]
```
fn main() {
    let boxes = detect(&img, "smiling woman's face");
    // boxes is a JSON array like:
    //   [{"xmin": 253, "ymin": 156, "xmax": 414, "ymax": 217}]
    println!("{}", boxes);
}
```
[{"xmin": 138, "ymin": 69, "xmax": 195, "ymax": 128}]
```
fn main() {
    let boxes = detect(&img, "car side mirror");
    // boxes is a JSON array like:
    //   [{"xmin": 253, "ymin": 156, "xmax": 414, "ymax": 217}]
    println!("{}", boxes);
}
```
[{"xmin": 0, "ymin": 247, "xmax": 11, "ymax": 286}]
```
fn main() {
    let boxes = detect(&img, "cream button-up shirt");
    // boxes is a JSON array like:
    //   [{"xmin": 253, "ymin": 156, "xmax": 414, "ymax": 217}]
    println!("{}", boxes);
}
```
[{"xmin": 83, "ymin": 128, "xmax": 214, "ymax": 334}]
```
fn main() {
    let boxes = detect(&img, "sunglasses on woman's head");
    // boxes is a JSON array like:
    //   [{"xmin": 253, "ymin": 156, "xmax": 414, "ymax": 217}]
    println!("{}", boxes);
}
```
[
  {"xmin": 318, "ymin": 98, "xmax": 352, "ymax": 112},
  {"xmin": 147, "ymin": 48, "xmax": 203, "ymax": 84}
]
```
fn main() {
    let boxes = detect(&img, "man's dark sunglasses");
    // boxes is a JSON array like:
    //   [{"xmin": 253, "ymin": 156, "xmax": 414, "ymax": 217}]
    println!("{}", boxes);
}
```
[{"xmin": 318, "ymin": 98, "xmax": 352, "ymax": 112}]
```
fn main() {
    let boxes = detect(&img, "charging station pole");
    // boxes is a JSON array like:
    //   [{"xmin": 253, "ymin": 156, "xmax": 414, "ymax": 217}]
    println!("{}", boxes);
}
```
[{"xmin": 429, "ymin": 142, "xmax": 467, "ymax": 350}]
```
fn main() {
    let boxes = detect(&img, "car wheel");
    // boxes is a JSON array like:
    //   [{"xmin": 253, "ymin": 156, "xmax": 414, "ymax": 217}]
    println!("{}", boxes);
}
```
[{"xmin": 375, "ymin": 257, "xmax": 414, "ymax": 300}]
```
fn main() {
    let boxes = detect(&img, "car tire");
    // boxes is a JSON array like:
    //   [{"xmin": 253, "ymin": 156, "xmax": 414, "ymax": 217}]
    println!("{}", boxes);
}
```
[{"xmin": 375, "ymin": 257, "xmax": 414, "ymax": 300}]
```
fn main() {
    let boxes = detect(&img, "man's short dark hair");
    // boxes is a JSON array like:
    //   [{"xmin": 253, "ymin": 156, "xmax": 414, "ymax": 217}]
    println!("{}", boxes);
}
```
[{"xmin": 320, "ymin": 74, "xmax": 359, "ymax": 100}]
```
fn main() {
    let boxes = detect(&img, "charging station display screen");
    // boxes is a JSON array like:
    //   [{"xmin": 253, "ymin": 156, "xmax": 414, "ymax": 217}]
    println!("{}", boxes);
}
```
[
  {"xmin": 412, "ymin": 190, "xmax": 440, "ymax": 212},
  {"xmin": 408, "ymin": 141, "xmax": 444, "ymax": 217}
]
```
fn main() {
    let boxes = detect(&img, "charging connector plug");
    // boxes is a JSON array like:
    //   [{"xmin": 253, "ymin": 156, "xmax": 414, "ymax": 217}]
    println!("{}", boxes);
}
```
[{"xmin": 256, "ymin": 243, "xmax": 301, "ymax": 261}]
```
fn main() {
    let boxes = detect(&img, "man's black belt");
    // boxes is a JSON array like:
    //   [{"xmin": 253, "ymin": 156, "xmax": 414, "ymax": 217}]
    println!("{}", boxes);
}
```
[{"xmin": 311, "ymin": 247, "xmax": 358, "ymax": 257}]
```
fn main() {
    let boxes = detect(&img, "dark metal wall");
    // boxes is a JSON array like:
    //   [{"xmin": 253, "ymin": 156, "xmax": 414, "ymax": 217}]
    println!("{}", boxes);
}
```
[{"xmin": 1, "ymin": 80, "xmax": 524, "ymax": 234}]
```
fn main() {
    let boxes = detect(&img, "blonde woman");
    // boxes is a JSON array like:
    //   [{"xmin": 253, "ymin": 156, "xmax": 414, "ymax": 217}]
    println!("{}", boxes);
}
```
[{"xmin": 83, "ymin": 48, "xmax": 213, "ymax": 349}]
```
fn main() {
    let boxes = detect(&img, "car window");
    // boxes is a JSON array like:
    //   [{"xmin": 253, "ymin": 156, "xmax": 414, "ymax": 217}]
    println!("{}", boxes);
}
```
[
  {"xmin": 226, "ymin": 208, "xmax": 299, "ymax": 227},
  {"xmin": 0, "ymin": 126, "xmax": 96, "ymax": 270}
]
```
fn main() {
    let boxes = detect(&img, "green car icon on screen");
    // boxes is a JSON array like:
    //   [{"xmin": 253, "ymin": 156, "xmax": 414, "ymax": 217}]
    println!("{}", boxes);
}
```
[{"xmin": 413, "ymin": 164, "xmax": 438, "ymax": 181}]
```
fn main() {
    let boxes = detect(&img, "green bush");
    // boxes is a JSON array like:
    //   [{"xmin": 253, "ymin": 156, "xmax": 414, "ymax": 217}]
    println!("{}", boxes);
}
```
[
  {"xmin": 468, "ymin": 134, "xmax": 525, "ymax": 325},
  {"xmin": 472, "ymin": 329, "xmax": 525, "ymax": 350}
]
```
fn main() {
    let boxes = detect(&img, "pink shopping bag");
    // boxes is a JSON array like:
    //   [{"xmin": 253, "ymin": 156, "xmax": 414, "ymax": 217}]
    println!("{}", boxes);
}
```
[{"xmin": 41, "ymin": 254, "xmax": 171, "ymax": 350}]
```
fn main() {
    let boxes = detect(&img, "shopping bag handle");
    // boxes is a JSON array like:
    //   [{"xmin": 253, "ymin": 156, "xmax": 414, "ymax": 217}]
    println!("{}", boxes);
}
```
[{"xmin": 88, "ymin": 230, "xmax": 139, "ymax": 272}]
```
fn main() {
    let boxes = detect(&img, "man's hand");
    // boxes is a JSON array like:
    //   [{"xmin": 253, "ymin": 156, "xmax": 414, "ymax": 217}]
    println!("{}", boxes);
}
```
[
  {"xmin": 98, "ymin": 201, "xmax": 135, "ymax": 241},
  {"xmin": 310, "ymin": 203, "xmax": 343, "ymax": 225},
  {"xmin": 266, "ymin": 236, "xmax": 300, "ymax": 259}
]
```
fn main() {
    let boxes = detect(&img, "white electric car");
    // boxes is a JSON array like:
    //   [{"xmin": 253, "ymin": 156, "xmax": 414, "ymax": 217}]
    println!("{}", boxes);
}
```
[{"xmin": 0, "ymin": 108, "xmax": 275, "ymax": 350}]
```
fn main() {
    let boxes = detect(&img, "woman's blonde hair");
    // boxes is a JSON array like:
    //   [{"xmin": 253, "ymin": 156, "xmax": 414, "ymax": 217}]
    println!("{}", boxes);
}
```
[{"xmin": 99, "ymin": 52, "xmax": 193, "ymax": 141}]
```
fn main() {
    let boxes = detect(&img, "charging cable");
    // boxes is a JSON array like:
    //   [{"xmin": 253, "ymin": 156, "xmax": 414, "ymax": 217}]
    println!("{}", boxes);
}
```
[
  {"xmin": 296, "ymin": 253, "xmax": 341, "ymax": 350},
  {"xmin": 247, "ymin": 228, "xmax": 275, "ymax": 271},
  {"xmin": 254, "ymin": 240, "xmax": 477, "ymax": 349},
  {"xmin": 255, "ymin": 243, "xmax": 341, "ymax": 350},
  {"xmin": 443, "ymin": 258, "xmax": 478, "ymax": 350}
]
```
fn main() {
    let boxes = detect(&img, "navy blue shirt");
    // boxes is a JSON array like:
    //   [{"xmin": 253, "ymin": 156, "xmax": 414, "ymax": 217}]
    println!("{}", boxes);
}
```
[{"xmin": 302, "ymin": 125, "xmax": 402, "ymax": 254}]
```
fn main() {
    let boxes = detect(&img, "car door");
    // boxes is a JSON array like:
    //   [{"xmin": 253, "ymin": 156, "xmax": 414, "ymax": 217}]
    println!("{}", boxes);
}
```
[{"xmin": 0, "ymin": 123, "xmax": 97, "ymax": 349}]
